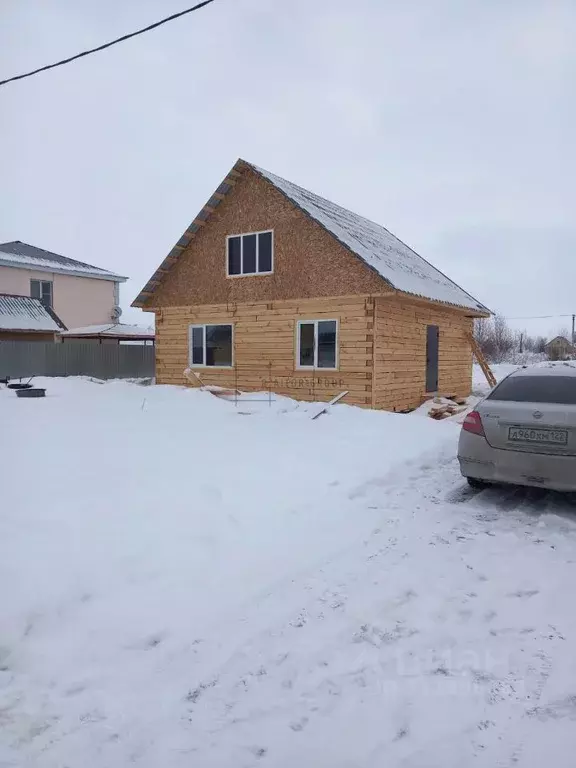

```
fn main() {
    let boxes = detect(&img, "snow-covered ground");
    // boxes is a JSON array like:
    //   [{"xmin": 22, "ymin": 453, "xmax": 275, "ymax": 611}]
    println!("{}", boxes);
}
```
[{"xmin": 2, "ymin": 376, "xmax": 576, "ymax": 767}]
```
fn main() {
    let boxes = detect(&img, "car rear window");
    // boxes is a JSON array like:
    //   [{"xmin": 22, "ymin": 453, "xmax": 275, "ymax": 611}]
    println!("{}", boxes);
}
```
[{"xmin": 487, "ymin": 375, "xmax": 576, "ymax": 404}]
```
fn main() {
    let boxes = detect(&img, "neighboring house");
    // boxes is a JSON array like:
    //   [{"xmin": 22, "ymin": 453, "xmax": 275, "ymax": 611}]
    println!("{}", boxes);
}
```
[
  {"xmin": 133, "ymin": 159, "xmax": 489, "ymax": 411},
  {"xmin": 0, "ymin": 241, "xmax": 127, "ymax": 330},
  {"xmin": 59, "ymin": 323, "xmax": 155, "ymax": 345},
  {"xmin": 545, "ymin": 336, "xmax": 575, "ymax": 361},
  {"xmin": 0, "ymin": 293, "xmax": 66, "ymax": 341}
]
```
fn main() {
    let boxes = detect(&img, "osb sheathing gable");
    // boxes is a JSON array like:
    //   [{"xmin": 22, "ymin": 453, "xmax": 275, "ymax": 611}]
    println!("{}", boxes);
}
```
[{"xmin": 146, "ymin": 167, "xmax": 389, "ymax": 308}]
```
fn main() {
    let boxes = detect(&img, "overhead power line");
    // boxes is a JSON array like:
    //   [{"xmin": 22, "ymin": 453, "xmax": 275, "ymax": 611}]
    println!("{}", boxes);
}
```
[
  {"xmin": 503, "ymin": 314, "xmax": 574, "ymax": 321},
  {"xmin": 0, "ymin": 0, "xmax": 216, "ymax": 87}
]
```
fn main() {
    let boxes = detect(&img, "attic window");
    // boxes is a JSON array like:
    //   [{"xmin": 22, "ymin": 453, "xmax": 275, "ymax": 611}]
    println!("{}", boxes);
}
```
[{"xmin": 227, "ymin": 231, "xmax": 273, "ymax": 276}]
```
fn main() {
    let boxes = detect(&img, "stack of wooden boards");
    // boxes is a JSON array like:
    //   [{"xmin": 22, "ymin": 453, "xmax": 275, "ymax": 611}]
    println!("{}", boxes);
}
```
[{"xmin": 428, "ymin": 395, "xmax": 469, "ymax": 420}]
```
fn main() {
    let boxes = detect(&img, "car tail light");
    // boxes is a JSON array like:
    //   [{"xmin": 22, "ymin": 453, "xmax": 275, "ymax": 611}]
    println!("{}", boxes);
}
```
[{"xmin": 462, "ymin": 410, "xmax": 485, "ymax": 436}]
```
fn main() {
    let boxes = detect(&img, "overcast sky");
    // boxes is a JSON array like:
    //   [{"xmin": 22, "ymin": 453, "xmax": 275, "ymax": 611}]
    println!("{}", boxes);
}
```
[{"xmin": 1, "ymin": 0, "xmax": 575, "ymax": 336}]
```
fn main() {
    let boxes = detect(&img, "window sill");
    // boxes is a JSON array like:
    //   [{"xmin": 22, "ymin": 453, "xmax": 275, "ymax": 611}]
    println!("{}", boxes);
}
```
[
  {"xmin": 188, "ymin": 364, "xmax": 234, "ymax": 369},
  {"xmin": 226, "ymin": 272, "xmax": 274, "ymax": 279},
  {"xmin": 295, "ymin": 366, "xmax": 339, "ymax": 372}
]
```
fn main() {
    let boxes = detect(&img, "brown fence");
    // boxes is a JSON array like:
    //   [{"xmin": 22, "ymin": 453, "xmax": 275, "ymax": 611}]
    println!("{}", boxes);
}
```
[{"xmin": 0, "ymin": 341, "xmax": 155, "ymax": 380}]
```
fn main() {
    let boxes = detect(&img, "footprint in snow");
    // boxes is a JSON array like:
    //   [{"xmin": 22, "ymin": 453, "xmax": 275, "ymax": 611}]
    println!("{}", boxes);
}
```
[
  {"xmin": 527, "ymin": 695, "xmax": 576, "ymax": 721},
  {"xmin": 248, "ymin": 746, "xmax": 267, "ymax": 759},
  {"xmin": 507, "ymin": 589, "xmax": 539, "ymax": 599},
  {"xmin": 185, "ymin": 677, "xmax": 218, "ymax": 703},
  {"xmin": 289, "ymin": 716, "xmax": 309, "ymax": 732}
]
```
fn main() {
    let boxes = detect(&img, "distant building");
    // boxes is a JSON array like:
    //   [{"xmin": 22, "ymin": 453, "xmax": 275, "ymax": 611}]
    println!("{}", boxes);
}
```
[
  {"xmin": 545, "ymin": 336, "xmax": 575, "ymax": 361},
  {"xmin": 0, "ymin": 241, "xmax": 126, "ymax": 329}
]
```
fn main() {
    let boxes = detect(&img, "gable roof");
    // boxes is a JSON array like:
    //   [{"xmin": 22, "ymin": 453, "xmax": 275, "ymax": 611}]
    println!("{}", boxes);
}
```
[
  {"xmin": 0, "ymin": 293, "xmax": 67, "ymax": 332},
  {"xmin": 546, "ymin": 336, "xmax": 574, "ymax": 347},
  {"xmin": 0, "ymin": 241, "xmax": 127, "ymax": 282},
  {"xmin": 132, "ymin": 159, "xmax": 489, "ymax": 313}
]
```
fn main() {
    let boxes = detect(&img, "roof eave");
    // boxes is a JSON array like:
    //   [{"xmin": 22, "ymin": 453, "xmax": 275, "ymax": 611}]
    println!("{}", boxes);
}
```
[
  {"xmin": 0, "ymin": 257, "xmax": 127, "ymax": 282},
  {"xmin": 0, "ymin": 327, "xmax": 58, "ymax": 333},
  {"xmin": 60, "ymin": 333, "xmax": 154, "ymax": 340},
  {"xmin": 393, "ymin": 289, "xmax": 492, "ymax": 317}
]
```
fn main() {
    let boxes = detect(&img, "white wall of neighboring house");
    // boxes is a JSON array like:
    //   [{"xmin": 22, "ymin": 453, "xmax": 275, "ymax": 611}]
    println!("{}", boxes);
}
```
[{"xmin": 0, "ymin": 265, "xmax": 117, "ymax": 328}]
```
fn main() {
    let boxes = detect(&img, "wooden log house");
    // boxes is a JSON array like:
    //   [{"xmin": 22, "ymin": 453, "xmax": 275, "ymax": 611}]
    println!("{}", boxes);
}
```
[{"xmin": 133, "ymin": 160, "xmax": 490, "ymax": 411}]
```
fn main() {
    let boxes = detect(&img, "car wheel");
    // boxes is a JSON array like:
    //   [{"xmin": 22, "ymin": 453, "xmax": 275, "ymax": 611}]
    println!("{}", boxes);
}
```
[{"xmin": 466, "ymin": 477, "xmax": 487, "ymax": 489}]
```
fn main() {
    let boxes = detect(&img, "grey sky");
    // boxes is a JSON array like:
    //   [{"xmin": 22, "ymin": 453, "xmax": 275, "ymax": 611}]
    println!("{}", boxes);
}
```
[{"xmin": 1, "ymin": 0, "xmax": 574, "ymax": 336}]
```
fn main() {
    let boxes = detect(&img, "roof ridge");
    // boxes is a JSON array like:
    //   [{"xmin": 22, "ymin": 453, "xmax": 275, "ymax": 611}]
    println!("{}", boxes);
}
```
[
  {"xmin": 0, "ymin": 240, "xmax": 108, "ymax": 270},
  {"xmin": 0, "ymin": 241, "xmax": 126, "ymax": 280}
]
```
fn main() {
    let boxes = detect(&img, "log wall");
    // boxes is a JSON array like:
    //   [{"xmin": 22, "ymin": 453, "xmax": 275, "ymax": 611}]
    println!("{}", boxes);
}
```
[
  {"xmin": 154, "ymin": 295, "xmax": 375, "ymax": 407},
  {"xmin": 374, "ymin": 295, "xmax": 474, "ymax": 411},
  {"xmin": 154, "ymin": 294, "xmax": 474, "ymax": 411}
]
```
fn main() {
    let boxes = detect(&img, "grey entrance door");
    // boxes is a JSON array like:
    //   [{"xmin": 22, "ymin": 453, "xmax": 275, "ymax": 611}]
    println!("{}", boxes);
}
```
[{"xmin": 426, "ymin": 325, "xmax": 439, "ymax": 392}]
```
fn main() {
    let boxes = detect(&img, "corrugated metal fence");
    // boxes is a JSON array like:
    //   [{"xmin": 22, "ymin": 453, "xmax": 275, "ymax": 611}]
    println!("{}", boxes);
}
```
[{"xmin": 0, "ymin": 341, "xmax": 155, "ymax": 380}]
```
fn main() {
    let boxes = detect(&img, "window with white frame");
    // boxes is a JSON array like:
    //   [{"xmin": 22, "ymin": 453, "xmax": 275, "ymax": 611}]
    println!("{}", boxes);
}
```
[
  {"xmin": 297, "ymin": 320, "xmax": 338, "ymax": 369},
  {"xmin": 227, "ymin": 231, "xmax": 273, "ymax": 276},
  {"xmin": 189, "ymin": 324, "xmax": 233, "ymax": 367},
  {"xmin": 30, "ymin": 279, "xmax": 53, "ymax": 308}
]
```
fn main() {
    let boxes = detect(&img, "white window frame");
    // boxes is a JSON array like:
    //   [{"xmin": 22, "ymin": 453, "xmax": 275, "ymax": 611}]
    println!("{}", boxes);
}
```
[
  {"xmin": 188, "ymin": 323, "xmax": 234, "ymax": 368},
  {"xmin": 30, "ymin": 278, "xmax": 53, "ymax": 308},
  {"xmin": 226, "ymin": 230, "xmax": 274, "ymax": 277},
  {"xmin": 296, "ymin": 319, "xmax": 339, "ymax": 371}
]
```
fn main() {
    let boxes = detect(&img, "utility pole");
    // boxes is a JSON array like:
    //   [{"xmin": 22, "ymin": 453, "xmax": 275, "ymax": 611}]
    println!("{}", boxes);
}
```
[{"xmin": 572, "ymin": 314, "xmax": 575, "ymax": 345}]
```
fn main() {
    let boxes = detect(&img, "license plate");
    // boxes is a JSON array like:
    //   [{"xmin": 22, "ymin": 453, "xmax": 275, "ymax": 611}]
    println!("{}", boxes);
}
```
[{"xmin": 508, "ymin": 426, "xmax": 568, "ymax": 445}]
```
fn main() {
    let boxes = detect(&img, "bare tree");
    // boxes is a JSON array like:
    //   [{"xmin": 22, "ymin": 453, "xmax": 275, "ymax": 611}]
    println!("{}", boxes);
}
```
[
  {"xmin": 491, "ymin": 314, "xmax": 514, "ymax": 362},
  {"xmin": 474, "ymin": 315, "xmax": 542, "ymax": 362},
  {"xmin": 532, "ymin": 336, "xmax": 546, "ymax": 354},
  {"xmin": 474, "ymin": 318, "xmax": 491, "ymax": 352}
]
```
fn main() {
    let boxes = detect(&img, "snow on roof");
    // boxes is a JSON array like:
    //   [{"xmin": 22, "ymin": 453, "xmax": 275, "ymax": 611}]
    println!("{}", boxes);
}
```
[
  {"xmin": 0, "ymin": 293, "xmax": 65, "ymax": 332},
  {"xmin": 59, "ymin": 323, "xmax": 154, "ymax": 338},
  {"xmin": 545, "ymin": 336, "xmax": 573, "ymax": 346},
  {"xmin": 0, "ymin": 241, "xmax": 127, "ymax": 282},
  {"xmin": 251, "ymin": 164, "xmax": 489, "ymax": 313},
  {"xmin": 514, "ymin": 361, "xmax": 576, "ymax": 376}
]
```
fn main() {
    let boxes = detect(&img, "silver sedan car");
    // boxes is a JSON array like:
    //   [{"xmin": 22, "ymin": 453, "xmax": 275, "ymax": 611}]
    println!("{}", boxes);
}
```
[{"xmin": 458, "ymin": 363, "xmax": 576, "ymax": 492}]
